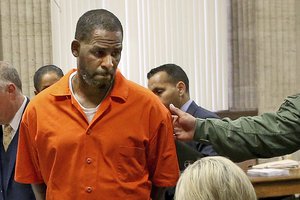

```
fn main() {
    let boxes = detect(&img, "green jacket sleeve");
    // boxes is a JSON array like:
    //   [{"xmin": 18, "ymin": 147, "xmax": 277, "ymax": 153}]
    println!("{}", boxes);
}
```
[{"xmin": 194, "ymin": 94, "xmax": 300, "ymax": 162}]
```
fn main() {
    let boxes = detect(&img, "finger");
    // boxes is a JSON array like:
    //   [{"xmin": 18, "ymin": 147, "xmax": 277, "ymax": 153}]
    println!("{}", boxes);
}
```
[
  {"xmin": 173, "ymin": 132, "xmax": 184, "ymax": 141},
  {"xmin": 173, "ymin": 127, "xmax": 181, "ymax": 135},
  {"xmin": 173, "ymin": 133, "xmax": 177, "ymax": 139},
  {"xmin": 171, "ymin": 115, "xmax": 178, "ymax": 124},
  {"xmin": 169, "ymin": 104, "xmax": 183, "ymax": 116}
]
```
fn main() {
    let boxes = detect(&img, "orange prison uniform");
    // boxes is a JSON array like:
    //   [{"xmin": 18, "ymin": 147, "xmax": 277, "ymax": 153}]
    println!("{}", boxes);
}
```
[{"xmin": 15, "ymin": 69, "xmax": 179, "ymax": 200}]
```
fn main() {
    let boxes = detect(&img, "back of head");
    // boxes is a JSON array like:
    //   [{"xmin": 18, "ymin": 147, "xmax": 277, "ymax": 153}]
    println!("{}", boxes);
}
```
[
  {"xmin": 147, "ymin": 63, "xmax": 190, "ymax": 93},
  {"xmin": 75, "ymin": 9, "xmax": 123, "ymax": 42},
  {"xmin": 0, "ymin": 61, "xmax": 22, "ymax": 91},
  {"xmin": 174, "ymin": 156, "xmax": 256, "ymax": 200},
  {"xmin": 33, "ymin": 65, "xmax": 64, "ymax": 92}
]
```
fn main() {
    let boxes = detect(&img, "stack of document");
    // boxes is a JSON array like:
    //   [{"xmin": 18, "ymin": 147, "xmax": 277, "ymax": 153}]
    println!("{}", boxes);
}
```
[
  {"xmin": 252, "ymin": 159, "xmax": 299, "ymax": 169},
  {"xmin": 247, "ymin": 168, "xmax": 289, "ymax": 177},
  {"xmin": 246, "ymin": 159, "xmax": 299, "ymax": 177}
]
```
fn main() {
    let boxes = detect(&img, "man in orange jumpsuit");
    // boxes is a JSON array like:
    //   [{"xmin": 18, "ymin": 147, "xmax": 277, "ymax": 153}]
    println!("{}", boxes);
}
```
[{"xmin": 15, "ymin": 9, "xmax": 179, "ymax": 200}]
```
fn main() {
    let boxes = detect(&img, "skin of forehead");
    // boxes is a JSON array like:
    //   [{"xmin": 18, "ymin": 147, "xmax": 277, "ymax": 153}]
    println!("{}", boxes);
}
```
[{"xmin": 88, "ymin": 29, "xmax": 123, "ymax": 45}]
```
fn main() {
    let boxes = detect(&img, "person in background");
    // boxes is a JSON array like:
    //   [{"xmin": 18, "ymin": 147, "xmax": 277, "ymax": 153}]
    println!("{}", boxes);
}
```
[
  {"xmin": 147, "ymin": 64, "xmax": 219, "ymax": 200},
  {"xmin": 0, "ymin": 61, "xmax": 35, "ymax": 200},
  {"xmin": 147, "ymin": 64, "xmax": 219, "ymax": 156},
  {"xmin": 170, "ymin": 93, "xmax": 300, "ymax": 162},
  {"xmin": 15, "ymin": 9, "xmax": 179, "ymax": 200},
  {"xmin": 33, "ymin": 65, "xmax": 64, "ymax": 95},
  {"xmin": 174, "ymin": 156, "xmax": 257, "ymax": 200}
]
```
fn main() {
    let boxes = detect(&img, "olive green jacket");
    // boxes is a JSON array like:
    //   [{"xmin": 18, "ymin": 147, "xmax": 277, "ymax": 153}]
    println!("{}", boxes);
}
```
[{"xmin": 194, "ymin": 94, "xmax": 300, "ymax": 162}]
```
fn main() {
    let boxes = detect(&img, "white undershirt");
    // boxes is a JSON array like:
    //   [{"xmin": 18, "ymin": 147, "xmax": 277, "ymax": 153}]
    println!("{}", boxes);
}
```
[{"xmin": 69, "ymin": 72, "xmax": 99, "ymax": 123}]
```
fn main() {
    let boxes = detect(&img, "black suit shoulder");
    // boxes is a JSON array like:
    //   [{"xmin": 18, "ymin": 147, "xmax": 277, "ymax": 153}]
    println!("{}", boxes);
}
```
[
  {"xmin": 186, "ymin": 101, "xmax": 219, "ymax": 119},
  {"xmin": 185, "ymin": 100, "xmax": 219, "ymax": 156}
]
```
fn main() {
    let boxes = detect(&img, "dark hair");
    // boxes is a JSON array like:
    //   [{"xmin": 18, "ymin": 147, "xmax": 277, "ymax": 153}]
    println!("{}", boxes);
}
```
[
  {"xmin": 147, "ymin": 63, "xmax": 190, "ymax": 93},
  {"xmin": 0, "ymin": 61, "xmax": 22, "ymax": 91},
  {"xmin": 33, "ymin": 65, "xmax": 64, "ymax": 91},
  {"xmin": 75, "ymin": 9, "xmax": 123, "ymax": 42}
]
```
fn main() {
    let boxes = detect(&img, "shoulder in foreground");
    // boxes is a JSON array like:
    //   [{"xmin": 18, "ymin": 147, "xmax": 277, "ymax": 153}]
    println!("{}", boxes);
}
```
[
  {"xmin": 283, "ymin": 93, "xmax": 300, "ymax": 106},
  {"xmin": 286, "ymin": 93, "xmax": 300, "ymax": 100}
]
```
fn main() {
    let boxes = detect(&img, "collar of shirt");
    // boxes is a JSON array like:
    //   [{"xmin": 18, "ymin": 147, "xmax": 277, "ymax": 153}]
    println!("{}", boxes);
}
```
[
  {"xmin": 3, "ymin": 95, "xmax": 27, "ymax": 139},
  {"xmin": 49, "ymin": 68, "xmax": 128, "ymax": 104},
  {"xmin": 180, "ymin": 99, "xmax": 193, "ymax": 112}
]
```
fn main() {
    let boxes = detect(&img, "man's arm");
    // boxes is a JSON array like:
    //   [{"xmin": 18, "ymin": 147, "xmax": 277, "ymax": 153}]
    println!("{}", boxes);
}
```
[
  {"xmin": 151, "ymin": 185, "xmax": 166, "ymax": 200},
  {"xmin": 171, "ymin": 94, "xmax": 300, "ymax": 162},
  {"xmin": 31, "ymin": 183, "xmax": 47, "ymax": 200}
]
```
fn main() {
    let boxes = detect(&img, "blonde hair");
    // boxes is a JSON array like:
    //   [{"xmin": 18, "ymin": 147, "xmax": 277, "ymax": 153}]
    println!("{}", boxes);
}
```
[{"xmin": 174, "ymin": 156, "xmax": 256, "ymax": 200}]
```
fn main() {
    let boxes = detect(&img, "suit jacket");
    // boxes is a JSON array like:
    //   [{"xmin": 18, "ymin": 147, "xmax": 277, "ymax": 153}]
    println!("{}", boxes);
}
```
[
  {"xmin": 164, "ymin": 100, "xmax": 220, "ymax": 200},
  {"xmin": 185, "ymin": 100, "xmax": 219, "ymax": 156},
  {"xmin": 0, "ymin": 98, "xmax": 35, "ymax": 200}
]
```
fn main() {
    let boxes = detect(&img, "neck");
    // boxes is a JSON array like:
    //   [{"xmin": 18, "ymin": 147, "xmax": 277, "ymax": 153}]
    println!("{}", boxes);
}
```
[
  {"xmin": 72, "ymin": 74, "xmax": 111, "ymax": 108},
  {"xmin": 15, "ymin": 93, "xmax": 25, "ymax": 108},
  {"xmin": 179, "ymin": 95, "xmax": 190, "ymax": 107}
]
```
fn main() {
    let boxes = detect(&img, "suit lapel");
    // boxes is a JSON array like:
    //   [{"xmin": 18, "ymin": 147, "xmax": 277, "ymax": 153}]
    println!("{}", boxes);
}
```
[
  {"xmin": 5, "ymin": 97, "xmax": 30, "ymax": 190},
  {"xmin": 186, "ymin": 101, "xmax": 197, "ymax": 115},
  {"xmin": 5, "ymin": 132, "xmax": 18, "ymax": 190}
]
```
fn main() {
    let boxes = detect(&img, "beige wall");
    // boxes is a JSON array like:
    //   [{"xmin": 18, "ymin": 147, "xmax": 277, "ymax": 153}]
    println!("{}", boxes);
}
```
[
  {"xmin": 230, "ymin": 0, "xmax": 258, "ymax": 111},
  {"xmin": 231, "ymin": 0, "xmax": 300, "ymax": 161},
  {"xmin": 297, "ymin": 0, "xmax": 300, "ymax": 86},
  {"xmin": 0, "ymin": 0, "xmax": 52, "ymax": 97},
  {"xmin": 230, "ymin": 0, "xmax": 300, "ymax": 114}
]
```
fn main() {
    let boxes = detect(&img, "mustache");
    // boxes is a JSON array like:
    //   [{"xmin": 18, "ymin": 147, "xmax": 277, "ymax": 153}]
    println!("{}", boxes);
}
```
[{"xmin": 94, "ymin": 69, "xmax": 114, "ymax": 76}]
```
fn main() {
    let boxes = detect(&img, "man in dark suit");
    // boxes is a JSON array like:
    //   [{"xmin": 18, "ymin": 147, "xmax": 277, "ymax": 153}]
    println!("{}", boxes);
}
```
[
  {"xmin": 0, "ymin": 61, "xmax": 35, "ymax": 200},
  {"xmin": 147, "ymin": 63, "xmax": 219, "ymax": 200}
]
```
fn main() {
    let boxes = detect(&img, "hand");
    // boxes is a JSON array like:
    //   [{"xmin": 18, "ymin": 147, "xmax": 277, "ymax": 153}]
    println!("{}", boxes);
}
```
[{"xmin": 169, "ymin": 104, "xmax": 196, "ymax": 141}]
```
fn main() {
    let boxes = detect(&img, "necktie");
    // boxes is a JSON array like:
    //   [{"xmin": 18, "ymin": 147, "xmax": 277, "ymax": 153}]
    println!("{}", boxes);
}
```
[{"xmin": 3, "ymin": 124, "xmax": 13, "ymax": 151}]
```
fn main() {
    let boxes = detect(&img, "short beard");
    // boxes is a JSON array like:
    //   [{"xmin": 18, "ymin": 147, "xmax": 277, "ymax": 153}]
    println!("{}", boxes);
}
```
[{"xmin": 81, "ymin": 73, "xmax": 112, "ymax": 89}]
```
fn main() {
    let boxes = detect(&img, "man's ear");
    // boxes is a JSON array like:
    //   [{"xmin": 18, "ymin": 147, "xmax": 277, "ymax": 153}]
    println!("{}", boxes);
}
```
[
  {"xmin": 7, "ymin": 83, "xmax": 16, "ymax": 93},
  {"xmin": 176, "ymin": 81, "xmax": 186, "ymax": 96},
  {"xmin": 71, "ymin": 40, "xmax": 80, "ymax": 57},
  {"xmin": 6, "ymin": 83, "xmax": 18, "ymax": 99}
]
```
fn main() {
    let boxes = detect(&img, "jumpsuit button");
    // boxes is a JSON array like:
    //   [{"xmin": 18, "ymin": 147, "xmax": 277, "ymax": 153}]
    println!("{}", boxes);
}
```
[
  {"xmin": 86, "ymin": 158, "xmax": 92, "ymax": 164},
  {"xmin": 86, "ymin": 186, "xmax": 93, "ymax": 193}
]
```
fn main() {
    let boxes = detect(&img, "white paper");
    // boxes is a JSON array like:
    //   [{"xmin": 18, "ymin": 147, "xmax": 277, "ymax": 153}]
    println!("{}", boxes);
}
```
[
  {"xmin": 247, "ymin": 168, "xmax": 289, "ymax": 177},
  {"xmin": 252, "ymin": 159, "xmax": 299, "ymax": 169}
]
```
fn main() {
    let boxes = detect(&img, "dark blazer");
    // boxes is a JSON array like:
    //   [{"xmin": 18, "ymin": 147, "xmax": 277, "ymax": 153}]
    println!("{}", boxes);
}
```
[
  {"xmin": 0, "ymin": 98, "xmax": 35, "ymax": 200},
  {"xmin": 165, "ymin": 100, "xmax": 220, "ymax": 200},
  {"xmin": 185, "ymin": 100, "xmax": 219, "ymax": 156}
]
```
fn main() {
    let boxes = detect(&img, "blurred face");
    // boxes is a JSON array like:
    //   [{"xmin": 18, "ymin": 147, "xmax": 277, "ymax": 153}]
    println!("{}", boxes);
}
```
[
  {"xmin": 147, "ymin": 71, "xmax": 181, "ymax": 108},
  {"xmin": 35, "ymin": 72, "xmax": 62, "ymax": 94},
  {"xmin": 73, "ymin": 29, "xmax": 122, "ymax": 89}
]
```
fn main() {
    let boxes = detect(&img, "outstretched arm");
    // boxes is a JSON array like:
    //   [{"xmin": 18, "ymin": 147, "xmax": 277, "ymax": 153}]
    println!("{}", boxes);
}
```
[{"xmin": 171, "ymin": 94, "xmax": 300, "ymax": 162}]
